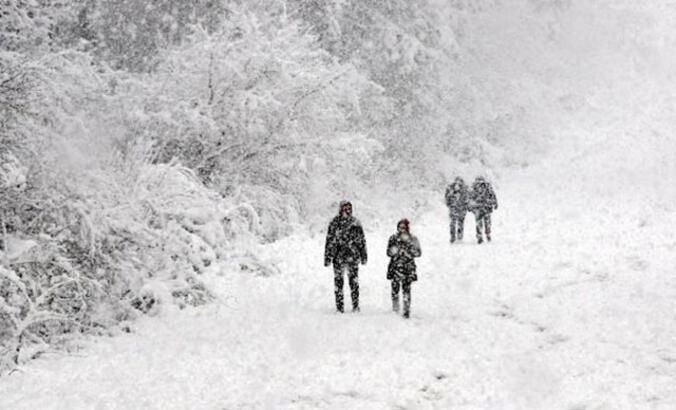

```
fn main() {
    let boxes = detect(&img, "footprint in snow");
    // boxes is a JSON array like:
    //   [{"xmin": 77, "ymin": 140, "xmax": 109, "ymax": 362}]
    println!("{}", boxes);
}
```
[{"xmin": 626, "ymin": 256, "xmax": 649, "ymax": 272}]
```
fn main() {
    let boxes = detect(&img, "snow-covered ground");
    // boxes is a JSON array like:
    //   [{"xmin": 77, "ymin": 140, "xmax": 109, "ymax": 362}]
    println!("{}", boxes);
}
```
[{"xmin": 1, "ymin": 144, "xmax": 675, "ymax": 409}]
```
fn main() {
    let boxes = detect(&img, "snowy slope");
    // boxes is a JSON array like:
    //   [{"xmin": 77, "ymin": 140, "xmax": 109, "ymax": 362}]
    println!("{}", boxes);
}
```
[{"xmin": 1, "ymin": 148, "xmax": 675, "ymax": 409}]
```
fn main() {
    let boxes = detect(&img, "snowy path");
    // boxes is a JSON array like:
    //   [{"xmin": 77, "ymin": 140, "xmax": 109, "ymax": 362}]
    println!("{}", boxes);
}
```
[{"xmin": 2, "ymin": 171, "xmax": 676, "ymax": 409}]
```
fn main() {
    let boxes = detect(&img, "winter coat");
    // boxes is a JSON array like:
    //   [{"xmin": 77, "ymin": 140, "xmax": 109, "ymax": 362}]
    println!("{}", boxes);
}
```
[
  {"xmin": 468, "ymin": 181, "xmax": 498, "ymax": 213},
  {"xmin": 386, "ymin": 233, "xmax": 421, "ymax": 281},
  {"xmin": 324, "ymin": 215, "xmax": 367, "ymax": 266},
  {"xmin": 445, "ymin": 181, "xmax": 469, "ymax": 216}
]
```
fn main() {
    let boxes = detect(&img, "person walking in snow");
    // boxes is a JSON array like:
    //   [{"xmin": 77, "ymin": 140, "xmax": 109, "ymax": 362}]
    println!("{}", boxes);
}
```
[
  {"xmin": 444, "ymin": 176, "xmax": 469, "ymax": 243},
  {"xmin": 468, "ymin": 176, "xmax": 498, "ymax": 244},
  {"xmin": 386, "ymin": 219, "xmax": 421, "ymax": 319},
  {"xmin": 324, "ymin": 200, "xmax": 368, "ymax": 313}
]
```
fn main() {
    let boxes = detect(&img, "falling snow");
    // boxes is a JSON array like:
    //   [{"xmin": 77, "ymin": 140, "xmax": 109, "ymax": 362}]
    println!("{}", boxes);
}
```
[{"xmin": 1, "ymin": 1, "xmax": 676, "ymax": 409}]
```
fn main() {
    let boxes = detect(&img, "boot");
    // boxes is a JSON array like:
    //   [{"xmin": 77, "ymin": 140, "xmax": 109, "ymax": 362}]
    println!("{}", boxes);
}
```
[
  {"xmin": 403, "ymin": 293, "xmax": 411, "ymax": 318},
  {"xmin": 336, "ymin": 299, "xmax": 344, "ymax": 313}
]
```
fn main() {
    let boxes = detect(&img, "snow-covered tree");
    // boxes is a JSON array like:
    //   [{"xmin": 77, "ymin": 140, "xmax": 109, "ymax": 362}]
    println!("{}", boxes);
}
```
[
  {"xmin": 57, "ymin": 0, "xmax": 230, "ymax": 71},
  {"xmin": 103, "ymin": 5, "xmax": 382, "ymax": 238}
]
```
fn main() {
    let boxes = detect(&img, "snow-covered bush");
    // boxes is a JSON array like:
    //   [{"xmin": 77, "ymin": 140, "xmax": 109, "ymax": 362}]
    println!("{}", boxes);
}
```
[
  {"xmin": 0, "ymin": 149, "xmax": 232, "ymax": 372},
  {"xmin": 0, "ymin": 50, "xmax": 227, "ymax": 372}
]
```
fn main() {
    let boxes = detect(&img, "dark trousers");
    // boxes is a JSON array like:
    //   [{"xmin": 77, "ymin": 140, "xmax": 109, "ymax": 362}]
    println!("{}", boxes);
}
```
[
  {"xmin": 391, "ymin": 279, "xmax": 412, "ymax": 317},
  {"xmin": 474, "ymin": 210, "xmax": 492, "ymax": 241},
  {"xmin": 334, "ymin": 262, "xmax": 359, "ymax": 312},
  {"xmin": 449, "ymin": 213, "xmax": 465, "ymax": 242}
]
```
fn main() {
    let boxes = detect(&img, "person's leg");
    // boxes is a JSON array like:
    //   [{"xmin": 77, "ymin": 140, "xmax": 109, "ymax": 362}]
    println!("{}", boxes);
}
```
[
  {"xmin": 485, "ymin": 212, "xmax": 492, "ymax": 241},
  {"xmin": 391, "ymin": 279, "xmax": 401, "ymax": 312},
  {"xmin": 348, "ymin": 263, "xmax": 360, "ymax": 312},
  {"xmin": 475, "ymin": 212, "xmax": 484, "ymax": 243},
  {"xmin": 402, "ymin": 280, "xmax": 412, "ymax": 318},
  {"xmin": 333, "ymin": 263, "xmax": 345, "ymax": 312},
  {"xmin": 458, "ymin": 213, "xmax": 465, "ymax": 240},
  {"xmin": 450, "ymin": 215, "xmax": 457, "ymax": 243}
]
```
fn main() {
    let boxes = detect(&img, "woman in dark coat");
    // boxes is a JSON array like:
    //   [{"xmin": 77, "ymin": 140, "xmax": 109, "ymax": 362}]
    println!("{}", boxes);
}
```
[{"xmin": 386, "ymin": 219, "xmax": 421, "ymax": 318}]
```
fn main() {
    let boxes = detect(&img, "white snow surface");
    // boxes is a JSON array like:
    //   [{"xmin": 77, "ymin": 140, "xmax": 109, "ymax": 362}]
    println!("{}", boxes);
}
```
[{"xmin": 1, "ymin": 154, "xmax": 676, "ymax": 409}]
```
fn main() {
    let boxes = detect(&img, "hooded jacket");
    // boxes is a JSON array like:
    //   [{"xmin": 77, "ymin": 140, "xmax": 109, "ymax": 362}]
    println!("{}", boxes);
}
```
[
  {"xmin": 445, "ymin": 178, "xmax": 469, "ymax": 216},
  {"xmin": 324, "ymin": 204, "xmax": 367, "ymax": 265},
  {"xmin": 469, "ymin": 179, "xmax": 498, "ymax": 212}
]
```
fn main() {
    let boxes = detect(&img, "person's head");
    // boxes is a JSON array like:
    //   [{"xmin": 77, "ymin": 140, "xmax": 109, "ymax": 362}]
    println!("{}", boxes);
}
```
[
  {"xmin": 339, "ymin": 200, "xmax": 353, "ymax": 217},
  {"xmin": 397, "ymin": 218, "xmax": 410, "ymax": 234},
  {"xmin": 475, "ymin": 176, "xmax": 487, "ymax": 189},
  {"xmin": 453, "ymin": 176, "xmax": 464, "ymax": 190}
]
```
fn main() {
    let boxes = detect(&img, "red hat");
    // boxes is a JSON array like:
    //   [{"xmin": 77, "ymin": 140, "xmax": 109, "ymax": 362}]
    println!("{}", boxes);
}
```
[{"xmin": 397, "ymin": 218, "xmax": 410, "ymax": 232}]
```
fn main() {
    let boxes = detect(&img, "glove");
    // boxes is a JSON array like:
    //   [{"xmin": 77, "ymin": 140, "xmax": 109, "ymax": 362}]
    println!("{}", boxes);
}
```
[
  {"xmin": 494, "ymin": 204, "xmax": 498, "ymax": 210},
  {"xmin": 361, "ymin": 258, "xmax": 367, "ymax": 265},
  {"xmin": 324, "ymin": 258, "xmax": 331, "ymax": 267}
]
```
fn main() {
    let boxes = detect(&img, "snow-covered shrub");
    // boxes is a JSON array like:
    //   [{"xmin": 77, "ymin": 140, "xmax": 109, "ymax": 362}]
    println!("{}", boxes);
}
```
[
  {"xmin": 59, "ymin": 0, "xmax": 229, "ymax": 71},
  {"xmin": 0, "ymin": 0, "xmax": 68, "ymax": 53},
  {"xmin": 0, "ymin": 155, "xmax": 27, "ymax": 192},
  {"xmin": 0, "ymin": 49, "xmax": 237, "ymax": 372}
]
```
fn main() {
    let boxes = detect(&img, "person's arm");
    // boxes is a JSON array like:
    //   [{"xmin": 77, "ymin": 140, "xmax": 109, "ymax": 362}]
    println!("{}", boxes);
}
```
[
  {"xmin": 324, "ymin": 220, "xmax": 336, "ymax": 266},
  {"xmin": 356, "ymin": 223, "xmax": 367, "ymax": 265},
  {"xmin": 467, "ymin": 191, "xmax": 476, "ymax": 211},
  {"xmin": 411, "ymin": 237, "xmax": 422, "ymax": 258},
  {"xmin": 386, "ymin": 236, "xmax": 398, "ymax": 258}
]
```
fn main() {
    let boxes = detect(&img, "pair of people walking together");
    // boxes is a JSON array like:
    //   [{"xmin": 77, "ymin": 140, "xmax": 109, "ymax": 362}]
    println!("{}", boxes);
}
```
[
  {"xmin": 324, "ymin": 201, "xmax": 420, "ymax": 318},
  {"xmin": 445, "ymin": 176, "xmax": 498, "ymax": 244}
]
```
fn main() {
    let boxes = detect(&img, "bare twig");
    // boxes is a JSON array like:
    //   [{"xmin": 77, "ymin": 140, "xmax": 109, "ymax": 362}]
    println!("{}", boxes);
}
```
[
  {"xmin": 207, "ymin": 52, "xmax": 215, "ymax": 105},
  {"xmin": 0, "ymin": 212, "xmax": 7, "ymax": 268}
]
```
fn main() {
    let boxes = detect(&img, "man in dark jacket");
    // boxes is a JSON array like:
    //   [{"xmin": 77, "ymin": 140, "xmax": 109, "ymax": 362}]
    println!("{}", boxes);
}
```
[
  {"xmin": 468, "ymin": 176, "xmax": 498, "ymax": 244},
  {"xmin": 324, "ymin": 200, "xmax": 367, "ymax": 313},
  {"xmin": 386, "ymin": 219, "xmax": 421, "ymax": 319},
  {"xmin": 444, "ymin": 176, "xmax": 469, "ymax": 243}
]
